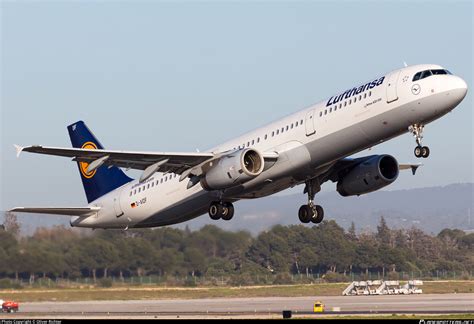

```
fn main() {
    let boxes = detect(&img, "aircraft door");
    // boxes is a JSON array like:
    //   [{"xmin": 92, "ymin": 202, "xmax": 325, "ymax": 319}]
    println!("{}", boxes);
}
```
[
  {"xmin": 113, "ymin": 194, "xmax": 124, "ymax": 218},
  {"xmin": 305, "ymin": 109, "xmax": 316, "ymax": 136},
  {"xmin": 386, "ymin": 71, "xmax": 401, "ymax": 103}
]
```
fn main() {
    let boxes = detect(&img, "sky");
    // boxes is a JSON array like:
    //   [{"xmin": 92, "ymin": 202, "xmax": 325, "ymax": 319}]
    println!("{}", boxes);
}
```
[{"xmin": 1, "ymin": 0, "xmax": 473, "ymax": 213}]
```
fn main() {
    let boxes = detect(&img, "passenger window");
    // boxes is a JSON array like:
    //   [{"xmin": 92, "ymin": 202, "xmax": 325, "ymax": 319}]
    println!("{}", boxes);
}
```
[
  {"xmin": 265, "ymin": 134, "xmax": 268, "ymax": 140},
  {"xmin": 276, "ymin": 129, "xmax": 279, "ymax": 135},
  {"xmin": 160, "ymin": 178, "xmax": 163, "ymax": 184},
  {"xmin": 286, "ymin": 126, "xmax": 289, "ymax": 131},
  {"xmin": 134, "ymin": 189, "xmax": 137, "ymax": 194},
  {"xmin": 329, "ymin": 107, "xmax": 332, "ymax": 112},
  {"xmin": 291, "ymin": 123, "xmax": 294, "ymax": 129},
  {"xmin": 324, "ymin": 110, "xmax": 327, "ymax": 115},
  {"xmin": 369, "ymin": 91, "xmax": 371, "ymax": 97},
  {"xmin": 257, "ymin": 137, "xmax": 260, "ymax": 143},
  {"xmin": 251, "ymin": 140, "xmax": 254, "ymax": 145},
  {"xmin": 138, "ymin": 187, "xmax": 141, "ymax": 193},
  {"xmin": 301, "ymin": 119, "xmax": 303, "ymax": 124},
  {"xmin": 281, "ymin": 127, "xmax": 284, "ymax": 133},
  {"xmin": 349, "ymin": 99, "xmax": 352, "ymax": 105},
  {"xmin": 339, "ymin": 104, "xmax": 342, "ymax": 109},
  {"xmin": 272, "ymin": 131, "xmax": 274, "ymax": 137},
  {"xmin": 130, "ymin": 191, "xmax": 132, "ymax": 197},
  {"xmin": 359, "ymin": 95, "xmax": 361, "ymax": 100},
  {"xmin": 295, "ymin": 121, "xmax": 298, "ymax": 127},
  {"xmin": 319, "ymin": 112, "xmax": 322, "ymax": 117},
  {"xmin": 354, "ymin": 97, "xmax": 357, "ymax": 103},
  {"xmin": 364, "ymin": 93, "xmax": 367, "ymax": 99},
  {"xmin": 147, "ymin": 184, "xmax": 150, "ymax": 189},
  {"xmin": 344, "ymin": 101, "xmax": 347, "ymax": 107}
]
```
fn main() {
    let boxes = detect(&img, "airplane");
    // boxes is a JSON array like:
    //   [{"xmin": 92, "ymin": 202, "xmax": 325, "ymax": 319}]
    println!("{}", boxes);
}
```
[{"xmin": 10, "ymin": 64, "xmax": 468, "ymax": 229}]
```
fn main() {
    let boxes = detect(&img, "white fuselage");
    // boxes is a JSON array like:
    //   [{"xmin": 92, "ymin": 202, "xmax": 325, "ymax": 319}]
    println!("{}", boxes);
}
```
[{"xmin": 71, "ymin": 64, "xmax": 467, "ymax": 229}]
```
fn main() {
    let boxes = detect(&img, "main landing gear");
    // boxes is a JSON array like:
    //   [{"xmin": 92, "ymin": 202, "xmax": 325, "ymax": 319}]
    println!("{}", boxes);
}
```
[
  {"xmin": 298, "ymin": 179, "xmax": 324, "ymax": 224},
  {"xmin": 208, "ymin": 201, "xmax": 234, "ymax": 221},
  {"xmin": 409, "ymin": 124, "xmax": 430, "ymax": 158}
]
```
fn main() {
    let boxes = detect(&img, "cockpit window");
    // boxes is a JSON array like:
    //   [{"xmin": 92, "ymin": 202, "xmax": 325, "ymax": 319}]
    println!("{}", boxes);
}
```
[
  {"xmin": 431, "ymin": 69, "xmax": 450, "ymax": 75},
  {"xmin": 412, "ymin": 69, "xmax": 451, "ymax": 81},
  {"xmin": 413, "ymin": 72, "xmax": 422, "ymax": 81},
  {"xmin": 421, "ymin": 70, "xmax": 432, "ymax": 79}
]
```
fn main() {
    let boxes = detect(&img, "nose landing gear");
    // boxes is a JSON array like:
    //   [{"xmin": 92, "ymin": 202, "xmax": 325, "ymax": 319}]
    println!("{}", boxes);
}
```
[
  {"xmin": 298, "ymin": 179, "xmax": 324, "ymax": 224},
  {"xmin": 410, "ymin": 124, "xmax": 430, "ymax": 158}
]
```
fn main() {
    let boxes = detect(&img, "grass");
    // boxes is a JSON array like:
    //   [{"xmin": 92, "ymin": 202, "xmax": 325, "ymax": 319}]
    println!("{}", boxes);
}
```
[{"xmin": 0, "ymin": 281, "xmax": 472, "ymax": 303}]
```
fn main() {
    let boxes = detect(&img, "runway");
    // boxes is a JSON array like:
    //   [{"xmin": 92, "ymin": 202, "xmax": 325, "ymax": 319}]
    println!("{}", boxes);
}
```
[{"xmin": 2, "ymin": 293, "xmax": 473, "ymax": 318}]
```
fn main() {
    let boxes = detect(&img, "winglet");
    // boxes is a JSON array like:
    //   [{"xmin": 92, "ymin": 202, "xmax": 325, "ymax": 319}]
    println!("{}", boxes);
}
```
[
  {"xmin": 399, "ymin": 163, "xmax": 423, "ymax": 175},
  {"xmin": 410, "ymin": 164, "xmax": 422, "ymax": 175},
  {"xmin": 13, "ymin": 144, "xmax": 24, "ymax": 158}
]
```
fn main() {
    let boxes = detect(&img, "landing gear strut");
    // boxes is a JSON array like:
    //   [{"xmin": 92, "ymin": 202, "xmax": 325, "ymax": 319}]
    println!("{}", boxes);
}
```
[
  {"xmin": 409, "ymin": 124, "xmax": 430, "ymax": 158},
  {"xmin": 209, "ymin": 201, "xmax": 234, "ymax": 221},
  {"xmin": 299, "ymin": 179, "xmax": 324, "ymax": 224}
]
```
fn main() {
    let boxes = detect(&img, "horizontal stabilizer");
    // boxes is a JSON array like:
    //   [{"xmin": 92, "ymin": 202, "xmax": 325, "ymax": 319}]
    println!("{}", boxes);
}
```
[{"xmin": 9, "ymin": 207, "xmax": 100, "ymax": 217}]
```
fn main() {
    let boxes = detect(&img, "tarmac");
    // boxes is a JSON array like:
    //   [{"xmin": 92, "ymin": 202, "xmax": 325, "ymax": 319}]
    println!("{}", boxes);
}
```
[{"xmin": 1, "ymin": 293, "xmax": 473, "ymax": 319}]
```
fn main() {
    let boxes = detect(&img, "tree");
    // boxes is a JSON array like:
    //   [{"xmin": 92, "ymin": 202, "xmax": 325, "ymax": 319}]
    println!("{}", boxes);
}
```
[
  {"xmin": 3, "ymin": 212, "xmax": 20, "ymax": 238},
  {"xmin": 183, "ymin": 247, "xmax": 206, "ymax": 277},
  {"xmin": 376, "ymin": 216, "xmax": 393, "ymax": 247},
  {"xmin": 347, "ymin": 222, "xmax": 357, "ymax": 241}
]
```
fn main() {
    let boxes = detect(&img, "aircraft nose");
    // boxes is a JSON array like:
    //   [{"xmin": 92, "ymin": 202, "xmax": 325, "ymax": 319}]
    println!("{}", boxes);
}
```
[{"xmin": 451, "ymin": 75, "xmax": 468, "ymax": 99}]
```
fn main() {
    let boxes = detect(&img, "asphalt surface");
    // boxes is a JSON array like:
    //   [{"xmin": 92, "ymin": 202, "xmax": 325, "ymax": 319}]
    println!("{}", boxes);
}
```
[{"xmin": 2, "ymin": 293, "xmax": 472, "ymax": 318}]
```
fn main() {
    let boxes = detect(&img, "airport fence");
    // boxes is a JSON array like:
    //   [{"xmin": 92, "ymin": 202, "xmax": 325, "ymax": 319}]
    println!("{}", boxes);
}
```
[{"xmin": 0, "ymin": 270, "xmax": 473, "ymax": 289}]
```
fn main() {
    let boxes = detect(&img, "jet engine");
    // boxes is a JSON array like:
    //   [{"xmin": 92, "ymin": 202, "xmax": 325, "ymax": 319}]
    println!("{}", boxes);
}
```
[
  {"xmin": 336, "ymin": 155, "xmax": 399, "ymax": 197},
  {"xmin": 200, "ymin": 149, "xmax": 264, "ymax": 190}
]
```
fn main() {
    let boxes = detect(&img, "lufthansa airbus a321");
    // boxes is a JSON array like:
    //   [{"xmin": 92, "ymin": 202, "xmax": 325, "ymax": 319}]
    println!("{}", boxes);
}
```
[{"xmin": 11, "ymin": 64, "xmax": 468, "ymax": 229}]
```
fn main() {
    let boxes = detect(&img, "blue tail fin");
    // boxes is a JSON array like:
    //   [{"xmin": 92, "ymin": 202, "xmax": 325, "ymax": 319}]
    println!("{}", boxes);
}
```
[{"xmin": 67, "ymin": 121, "xmax": 133, "ymax": 203}]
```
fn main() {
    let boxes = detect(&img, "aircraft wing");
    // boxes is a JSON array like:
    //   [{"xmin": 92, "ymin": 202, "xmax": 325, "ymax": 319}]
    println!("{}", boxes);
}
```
[
  {"xmin": 9, "ymin": 207, "xmax": 100, "ymax": 216},
  {"xmin": 323, "ymin": 156, "xmax": 422, "ymax": 183},
  {"xmin": 15, "ymin": 145, "xmax": 215, "ymax": 175},
  {"xmin": 398, "ymin": 163, "xmax": 423, "ymax": 175},
  {"xmin": 14, "ymin": 145, "xmax": 279, "ymax": 182}
]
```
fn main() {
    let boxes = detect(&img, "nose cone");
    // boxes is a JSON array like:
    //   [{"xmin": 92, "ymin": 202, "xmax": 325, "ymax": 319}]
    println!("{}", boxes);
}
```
[{"xmin": 451, "ymin": 76, "xmax": 468, "ymax": 100}]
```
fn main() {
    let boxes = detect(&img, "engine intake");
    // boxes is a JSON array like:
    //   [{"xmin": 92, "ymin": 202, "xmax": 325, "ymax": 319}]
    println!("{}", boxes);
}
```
[
  {"xmin": 336, "ymin": 155, "xmax": 399, "ymax": 197},
  {"xmin": 201, "ymin": 149, "xmax": 264, "ymax": 190}
]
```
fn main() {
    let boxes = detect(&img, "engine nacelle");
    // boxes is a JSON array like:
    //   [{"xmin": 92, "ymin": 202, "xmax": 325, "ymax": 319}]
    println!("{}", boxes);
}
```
[
  {"xmin": 200, "ymin": 148, "xmax": 264, "ymax": 190},
  {"xmin": 336, "ymin": 155, "xmax": 399, "ymax": 197}
]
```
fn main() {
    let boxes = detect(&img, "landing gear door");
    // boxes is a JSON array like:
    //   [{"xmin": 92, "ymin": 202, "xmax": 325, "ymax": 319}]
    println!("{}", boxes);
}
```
[
  {"xmin": 386, "ymin": 71, "xmax": 401, "ymax": 103},
  {"xmin": 305, "ymin": 109, "xmax": 316, "ymax": 136},
  {"xmin": 113, "ymin": 194, "xmax": 124, "ymax": 218}
]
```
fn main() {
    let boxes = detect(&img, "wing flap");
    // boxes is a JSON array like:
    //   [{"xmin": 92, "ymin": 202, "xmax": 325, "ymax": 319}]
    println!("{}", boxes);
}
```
[{"xmin": 9, "ymin": 207, "xmax": 100, "ymax": 217}]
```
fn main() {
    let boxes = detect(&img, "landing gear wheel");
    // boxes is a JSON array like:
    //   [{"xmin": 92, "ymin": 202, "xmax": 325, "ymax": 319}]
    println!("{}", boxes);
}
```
[
  {"xmin": 221, "ymin": 202, "xmax": 234, "ymax": 221},
  {"xmin": 421, "ymin": 146, "xmax": 430, "ymax": 158},
  {"xmin": 410, "ymin": 124, "xmax": 429, "ymax": 159},
  {"xmin": 311, "ymin": 205, "xmax": 324, "ymax": 224},
  {"xmin": 209, "ymin": 202, "xmax": 222, "ymax": 220},
  {"xmin": 298, "ymin": 205, "xmax": 313, "ymax": 224},
  {"xmin": 414, "ymin": 146, "xmax": 423, "ymax": 158}
]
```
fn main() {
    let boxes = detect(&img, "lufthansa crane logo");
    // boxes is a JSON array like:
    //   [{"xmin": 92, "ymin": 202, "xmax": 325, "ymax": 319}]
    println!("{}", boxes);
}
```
[
  {"xmin": 80, "ymin": 142, "xmax": 97, "ymax": 179},
  {"xmin": 411, "ymin": 84, "xmax": 421, "ymax": 95}
]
